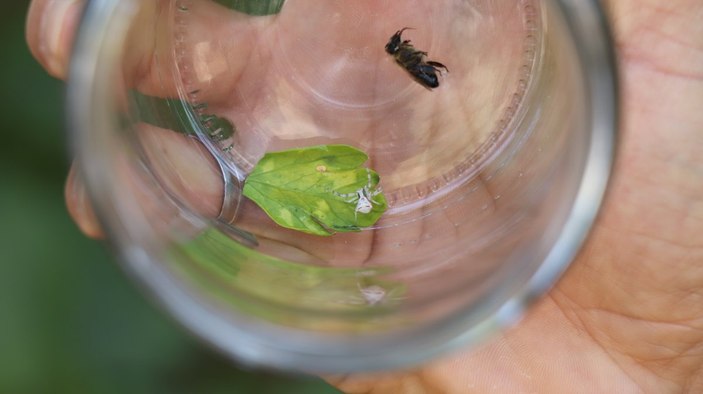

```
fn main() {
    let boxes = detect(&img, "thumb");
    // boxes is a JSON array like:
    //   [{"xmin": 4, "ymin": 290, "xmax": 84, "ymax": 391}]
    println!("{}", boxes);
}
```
[{"xmin": 26, "ymin": 0, "xmax": 84, "ymax": 79}]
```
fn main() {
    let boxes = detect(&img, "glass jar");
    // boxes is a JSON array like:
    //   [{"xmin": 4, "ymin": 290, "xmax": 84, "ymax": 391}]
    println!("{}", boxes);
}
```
[{"xmin": 67, "ymin": 0, "xmax": 617, "ymax": 372}]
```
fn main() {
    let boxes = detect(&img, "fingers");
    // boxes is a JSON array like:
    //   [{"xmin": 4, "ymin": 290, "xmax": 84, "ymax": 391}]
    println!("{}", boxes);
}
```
[
  {"xmin": 27, "ymin": 0, "xmax": 263, "ymax": 102},
  {"xmin": 26, "ymin": 0, "xmax": 84, "ymax": 79},
  {"xmin": 64, "ymin": 124, "xmax": 226, "ymax": 240},
  {"xmin": 65, "ymin": 163, "xmax": 104, "ymax": 239},
  {"xmin": 157, "ymin": 1, "xmax": 268, "ymax": 102},
  {"xmin": 137, "ymin": 124, "xmax": 224, "ymax": 218}
]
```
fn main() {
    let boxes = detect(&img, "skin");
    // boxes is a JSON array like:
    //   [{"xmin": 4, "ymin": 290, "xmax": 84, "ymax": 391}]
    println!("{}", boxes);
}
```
[{"xmin": 27, "ymin": 0, "xmax": 703, "ymax": 392}]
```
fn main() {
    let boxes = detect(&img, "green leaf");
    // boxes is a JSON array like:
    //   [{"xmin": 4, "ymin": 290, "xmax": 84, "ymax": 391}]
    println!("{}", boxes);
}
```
[{"xmin": 242, "ymin": 145, "xmax": 387, "ymax": 236}]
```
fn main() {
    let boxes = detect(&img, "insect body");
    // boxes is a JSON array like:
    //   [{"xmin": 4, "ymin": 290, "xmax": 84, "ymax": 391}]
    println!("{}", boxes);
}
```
[
  {"xmin": 332, "ymin": 169, "xmax": 383, "ymax": 219},
  {"xmin": 385, "ymin": 27, "xmax": 448, "ymax": 89}
]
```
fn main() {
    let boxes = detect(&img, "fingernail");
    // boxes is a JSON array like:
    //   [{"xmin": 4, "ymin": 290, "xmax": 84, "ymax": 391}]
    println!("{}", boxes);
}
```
[
  {"xmin": 40, "ymin": 0, "xmax": 80, "ymax": 77},
  {"xmin": 65, "ymin": 164, "xmax": 105, "ymax": 239}
]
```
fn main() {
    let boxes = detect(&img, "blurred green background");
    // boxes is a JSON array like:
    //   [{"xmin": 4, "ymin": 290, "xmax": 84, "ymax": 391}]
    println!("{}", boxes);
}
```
[{"xmin": 0, "ymin": 2, "xmax": 339, "ymax": 393}]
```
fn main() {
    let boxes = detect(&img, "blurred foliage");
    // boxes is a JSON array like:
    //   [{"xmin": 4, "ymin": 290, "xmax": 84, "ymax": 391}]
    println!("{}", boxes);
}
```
[
  {"xmin": 0, "ymin": 2, "xmax": 337, "ymax": 393},
  {"xmin": 175, "ymin": 227, "xmax": 404, "ymax": 322},
  {"xmin": 214, "ymin": 0, "xmax": 285, "ymax": 15},
  {"xmin": 130, "ymin": 92, "xmax": 236, "ymax": 141}
]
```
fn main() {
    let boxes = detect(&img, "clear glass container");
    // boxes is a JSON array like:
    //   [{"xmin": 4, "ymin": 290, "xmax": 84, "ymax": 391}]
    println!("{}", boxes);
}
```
[{"xmin": 68, "ymin": 0, "xmax": 617, "ymax": 372}]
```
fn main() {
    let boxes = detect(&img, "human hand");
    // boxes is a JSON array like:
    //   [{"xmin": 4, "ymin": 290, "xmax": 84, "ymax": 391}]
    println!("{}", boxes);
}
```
[
  {"xmin": 28, "ymin": 0, "xmax": 528, "ymax": 266},
  {"xmin": 327, "ymin": 2, "xmax": 703, "ymax": 392},
  {"xmin": 27, "ymin": 0, "xmax": 703, "ymax": 392}
]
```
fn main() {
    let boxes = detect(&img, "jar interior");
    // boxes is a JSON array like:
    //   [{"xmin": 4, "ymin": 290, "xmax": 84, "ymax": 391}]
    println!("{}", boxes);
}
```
[{"xmin": 77, "ymin": 0, "xmax": 599, "ymax": 366}]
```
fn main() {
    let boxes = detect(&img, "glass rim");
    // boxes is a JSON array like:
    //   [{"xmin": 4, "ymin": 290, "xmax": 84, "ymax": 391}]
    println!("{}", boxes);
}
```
[{"xmin": 67, "ymin": 0, "xmax": 618, "ymax": 372}]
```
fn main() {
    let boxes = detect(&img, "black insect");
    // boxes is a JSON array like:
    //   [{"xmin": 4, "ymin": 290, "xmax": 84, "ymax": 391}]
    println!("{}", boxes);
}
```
[{"xmin": 385, "ymin": 27, "xmax": 448, "ymax": 89}]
